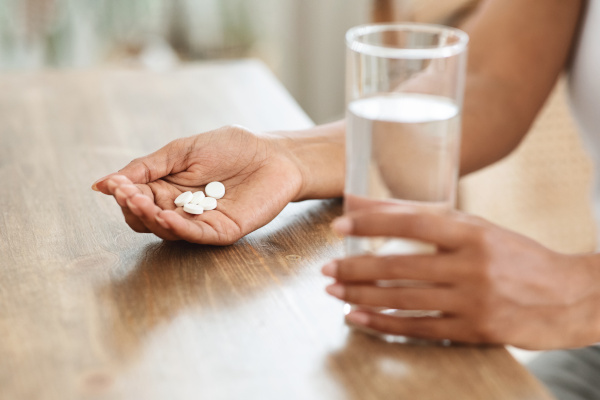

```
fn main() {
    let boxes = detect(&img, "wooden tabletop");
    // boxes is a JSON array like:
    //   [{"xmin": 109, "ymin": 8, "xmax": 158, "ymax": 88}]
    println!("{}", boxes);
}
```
[{"xmin": 0, "ymin": 59, "xmax": 553, "ymax": 400}]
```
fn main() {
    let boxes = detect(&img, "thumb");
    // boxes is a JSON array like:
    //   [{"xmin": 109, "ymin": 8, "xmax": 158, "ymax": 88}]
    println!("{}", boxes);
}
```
[
  {"xmin": 332, "ymin": 205, "xmax": 468, "ymax": 250},
  {"xmin": 92, "ymin": 137, "xmax": 191, "ymax": 193}
]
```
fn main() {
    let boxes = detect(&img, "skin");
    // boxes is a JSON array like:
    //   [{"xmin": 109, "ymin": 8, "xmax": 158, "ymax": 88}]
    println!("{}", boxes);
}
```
[
  {"xmin": 324, "ymin": 206, "xmax": 600, "ymax": 350},
  {"xmin": 92, "ymin": 0, "xmax": 600, "ymax": 348},
  {"xmin": 92, "ymin": 123, "xmax": 344, "ymax": 245},
  {"xmin": 457, "ymin": 0, "xmax": 585, "ymax": 174}
]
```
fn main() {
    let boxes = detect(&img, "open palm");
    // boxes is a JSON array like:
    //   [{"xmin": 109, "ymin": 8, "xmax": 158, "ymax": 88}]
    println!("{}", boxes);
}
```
[{"xmin": 94, "ymin": 126, "xmax": 304, "ymax": 245}]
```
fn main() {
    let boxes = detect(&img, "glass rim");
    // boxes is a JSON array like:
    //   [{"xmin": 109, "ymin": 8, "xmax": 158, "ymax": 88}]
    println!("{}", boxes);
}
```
[{"xmin": 346, "ymin": 23, "xmax": 469, "ymax": 59}]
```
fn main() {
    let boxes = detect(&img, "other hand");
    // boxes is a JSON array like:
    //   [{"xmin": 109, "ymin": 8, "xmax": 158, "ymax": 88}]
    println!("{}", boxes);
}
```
[{"xmin": 323, "ymin": 204, "xmax": 599, "ymax": 349}]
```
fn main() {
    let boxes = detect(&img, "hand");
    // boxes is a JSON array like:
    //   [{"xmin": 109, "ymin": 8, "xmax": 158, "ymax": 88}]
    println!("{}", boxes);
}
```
[
  {"xmin": 322, "ymin": 204, "xmax": 600, "ymax": 349},
  {"xmin": 92, "ymin": 125, "xmax": 307, "ymax": 245}
]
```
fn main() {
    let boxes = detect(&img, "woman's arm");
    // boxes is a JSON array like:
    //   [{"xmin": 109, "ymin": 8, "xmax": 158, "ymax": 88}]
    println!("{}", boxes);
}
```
[
  {"xmin": 280, "ymin": 0, "xmax": 584, "ymax": 200},
  {"xmin": 93, "ymin": 0, "xmax": 585, "ymax": 244},
  {"xmin": 458, "ymin": 0, "xmax": 584, "ymax": 174}
]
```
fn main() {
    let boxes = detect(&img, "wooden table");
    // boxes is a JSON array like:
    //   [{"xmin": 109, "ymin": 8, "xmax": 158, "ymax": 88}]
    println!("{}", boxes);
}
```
[{"xmin": 0, "ymin": 60, "xmax": 553, "ymax": 400}]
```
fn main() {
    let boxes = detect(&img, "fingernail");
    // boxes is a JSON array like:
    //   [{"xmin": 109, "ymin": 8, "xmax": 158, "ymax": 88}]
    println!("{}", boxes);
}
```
[
  {"xmin": 156, "ymin": 215, "xmax": 169, "ymax": 229},
  {"xmin": 91, "ymin": 174, "xmax": 112, "ymax": 191},
  {"xmin": 346, "ymin": 311, "xmax": 369, "ymax": 326},
  {"xmin": 331, "ymin": 217, "xmax": 352, "ymax": 235},
  {"xmin": 321, "ymin": 261, "xmax": 338, "ymax": 277},
  {"xmin": 326, "ymin": 283, "xmax": 345, "ymax": 299}
]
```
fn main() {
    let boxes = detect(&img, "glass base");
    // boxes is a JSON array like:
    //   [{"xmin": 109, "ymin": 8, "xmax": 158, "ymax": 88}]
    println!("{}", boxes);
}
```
[{"xmin": 343, "ymin": 303, "xmax": 450, "ymax": 345}]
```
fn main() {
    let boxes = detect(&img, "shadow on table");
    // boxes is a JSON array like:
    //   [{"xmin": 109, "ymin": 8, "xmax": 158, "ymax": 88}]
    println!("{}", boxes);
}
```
[
  {"xmin": 325, "ymin": 330, "xmax": 499, "ymax": 400},
  {"xmin": 96, "ymin": 199, "xmax": 342, "ymax": 364}
]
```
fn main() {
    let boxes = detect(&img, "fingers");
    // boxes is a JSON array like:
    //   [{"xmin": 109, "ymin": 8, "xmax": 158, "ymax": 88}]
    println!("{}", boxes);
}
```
[
  {"xmin": 105, "ymin": 175, "xmax": 133, "ymax": 196},
  {"xmin": 332, "ymin": 206, "xmax": 473, "ymax": 250},
  {"xmin": 157, "ymin": 210, "xmax": 240, "ymax": 245},
  {"xmin": 126, "ymin": 194, "xmax": 180, "ymax": 241},
  {"xmin": 327, "ymin": 283, "xmax": 456, "ymax": 311},
  {"xmin": 101, "ymin": 175, "xmax": 243, "ymax": 244},
  {"xmin": 92, "ymin": 137, "xmax": 193, "ymax": 192},
  {"xmin": 322, "ymin": 254, "xmax": 456, "ymax": 284},
  {"xmin": 113, "ymin": 182, "xmax": 143, "ymax": 207},
  {"xmin": 105, "ymin": 176, "xmax": 178, "ymax": 240},
  {"xmin": 95, "ymin": 173, "xmax": 134, "ymax": 195},
  {"xmin": 345, "ymin": 311, "xmax": 472, "ymax": 343},
  {"xmin": 92, "ymin": 173, "xmax": 117, "ymax": 193},
  {"xmin": 156, "ymin": 210, "xmax": 211, "ymax": 242},
  {"xmin": 101, "ymin": 176, "xmax": 146, "ymax": 232}
]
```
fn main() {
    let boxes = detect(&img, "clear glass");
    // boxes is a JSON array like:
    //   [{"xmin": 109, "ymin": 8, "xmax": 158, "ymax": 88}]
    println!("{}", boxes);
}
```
[{"xmin": 344, "ymin": 23, "xmax": 468, "ymax": 342}]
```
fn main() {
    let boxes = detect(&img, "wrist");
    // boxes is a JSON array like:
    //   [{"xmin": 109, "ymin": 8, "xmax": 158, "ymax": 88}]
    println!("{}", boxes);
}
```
[
  {"xmin": 565, "ymin": 252, "xmax": 600, "ymax": 346},
  {"xmin": 269, "ymin": 121, "xmax": 346, "ymax": 201}
]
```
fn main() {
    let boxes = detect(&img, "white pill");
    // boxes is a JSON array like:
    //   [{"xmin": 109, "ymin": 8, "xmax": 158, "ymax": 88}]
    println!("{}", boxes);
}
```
[
  {"xmin": 199, "ymin": 196, "xmax": 217, "ymax": 210},
  {"xmin": 190, "ymin": 191, "xmax": 205, "ymax": 205},
  {"xmin": 174, "ymin": 191, "xmax": 193, "ymax": 207},
  {"xmin": 205, "ymin": 181, "xmax": 225, "ymax": 199},
  {"xmin": 183, "ymin": 203, "xmax": 204, "ymax": 215}
]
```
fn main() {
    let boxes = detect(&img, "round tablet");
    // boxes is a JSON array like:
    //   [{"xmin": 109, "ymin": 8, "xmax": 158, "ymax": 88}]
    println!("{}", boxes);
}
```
[
  {"xmin": 183, "ymin": 203, "xmax": 204, "ymax": 215},
  {"xmin": 190, "ymin": 191, "xmax": 205, "ymax": 205},
  {"xmin": 199, "ymin": 196, "xmax": 217, "ymax": 211},
  {"xmin": 174, "ymin": 191, "xmax": 193, "ymax": 207},
  {"xmin": 205, "ymin": 182, "xmax": 225, "ymax": 199}
]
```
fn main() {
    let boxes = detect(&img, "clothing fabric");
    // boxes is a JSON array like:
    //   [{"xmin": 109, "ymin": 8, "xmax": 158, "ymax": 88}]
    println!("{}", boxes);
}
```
[
  {"xmin": 569, "ymin": 0, "xmax": 600, "ymax": 246},
  {"xmin": 527, "ymin": 2, "xmax": 600, "ymax": 400},
  {"xmin": 528, "ymin": 347, "xmax": 600, "ymax": 400}
]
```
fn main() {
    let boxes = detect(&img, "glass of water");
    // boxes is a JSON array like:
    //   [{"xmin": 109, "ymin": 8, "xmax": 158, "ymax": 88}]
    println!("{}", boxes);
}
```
[{"xmin": 344, "ymin": 23, "xmax": 469, "ymax": 342}]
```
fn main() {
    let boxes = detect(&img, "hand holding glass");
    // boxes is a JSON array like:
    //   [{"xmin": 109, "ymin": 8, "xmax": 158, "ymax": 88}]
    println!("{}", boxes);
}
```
[{"xmin": 344, "ymin": 23, "xmax": 469, "ymax": 342}]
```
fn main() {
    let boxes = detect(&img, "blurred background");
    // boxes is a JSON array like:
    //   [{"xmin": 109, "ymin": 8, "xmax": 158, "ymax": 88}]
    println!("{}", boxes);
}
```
[
  {"xmin": 1, "ymin": 0, "xmax": 595, "ymax": 267},
  {"xmin": 0, "ymin": 0, "xmax": 368, "ymax": 123},
  {"xmin": 0, "ymin": 0, "xmax": 480, "ymax": 123},
  {"xmin": 2, "ymin": 0, "xmax": 596, "ymax": 368}
]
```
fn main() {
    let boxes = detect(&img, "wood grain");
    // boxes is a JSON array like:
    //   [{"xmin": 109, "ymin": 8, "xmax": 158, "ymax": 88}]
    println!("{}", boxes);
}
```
[{"xmin": 0, "ymin": 60, "xmax": 553, "ymax": 400}]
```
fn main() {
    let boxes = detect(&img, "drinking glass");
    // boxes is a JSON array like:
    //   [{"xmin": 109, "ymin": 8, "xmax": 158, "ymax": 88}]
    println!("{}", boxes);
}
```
[{"xmin": 344, "ymin": 23, "xmax": 469, "ymax": 342}]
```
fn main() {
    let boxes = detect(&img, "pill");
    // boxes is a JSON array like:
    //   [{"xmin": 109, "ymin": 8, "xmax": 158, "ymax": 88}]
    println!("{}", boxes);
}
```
[
  {"xmin": 174, "ymin": 191, "xmax": 193, "ymax": 207},
  {"xmin": 199, "ymin": 196, "xmax": 217, "ymax": 210},
  {"xmin": 190, "ymin": 191, "xmax": 205, "ymax": 205},
  {"xmin": 183, "ymin": 203, "xmax": 204, "ymax": 215},
  {"xmin": 205, "ymin": 182, "xmax": 225, "ymax": 199}
]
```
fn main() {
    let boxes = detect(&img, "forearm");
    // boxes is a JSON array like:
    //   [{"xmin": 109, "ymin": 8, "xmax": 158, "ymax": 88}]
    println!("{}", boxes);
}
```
[
  {"xmin": 459, "ymin": 74, "xmax": 531, "ymax": 174},
  {"xmin": 272, "ymin": 0, "xmax": 583, "ymax": 199},
  {"xmin": 272, "ymin": 120, "xmax": 346, "ymax": 201},
  {"xmin": 565, "ymin": 252, "xmax": 600, "ymax": 346},
  {"xmin": 458, "ymin": 0, "xmax": 583, "ymax": 175}
]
